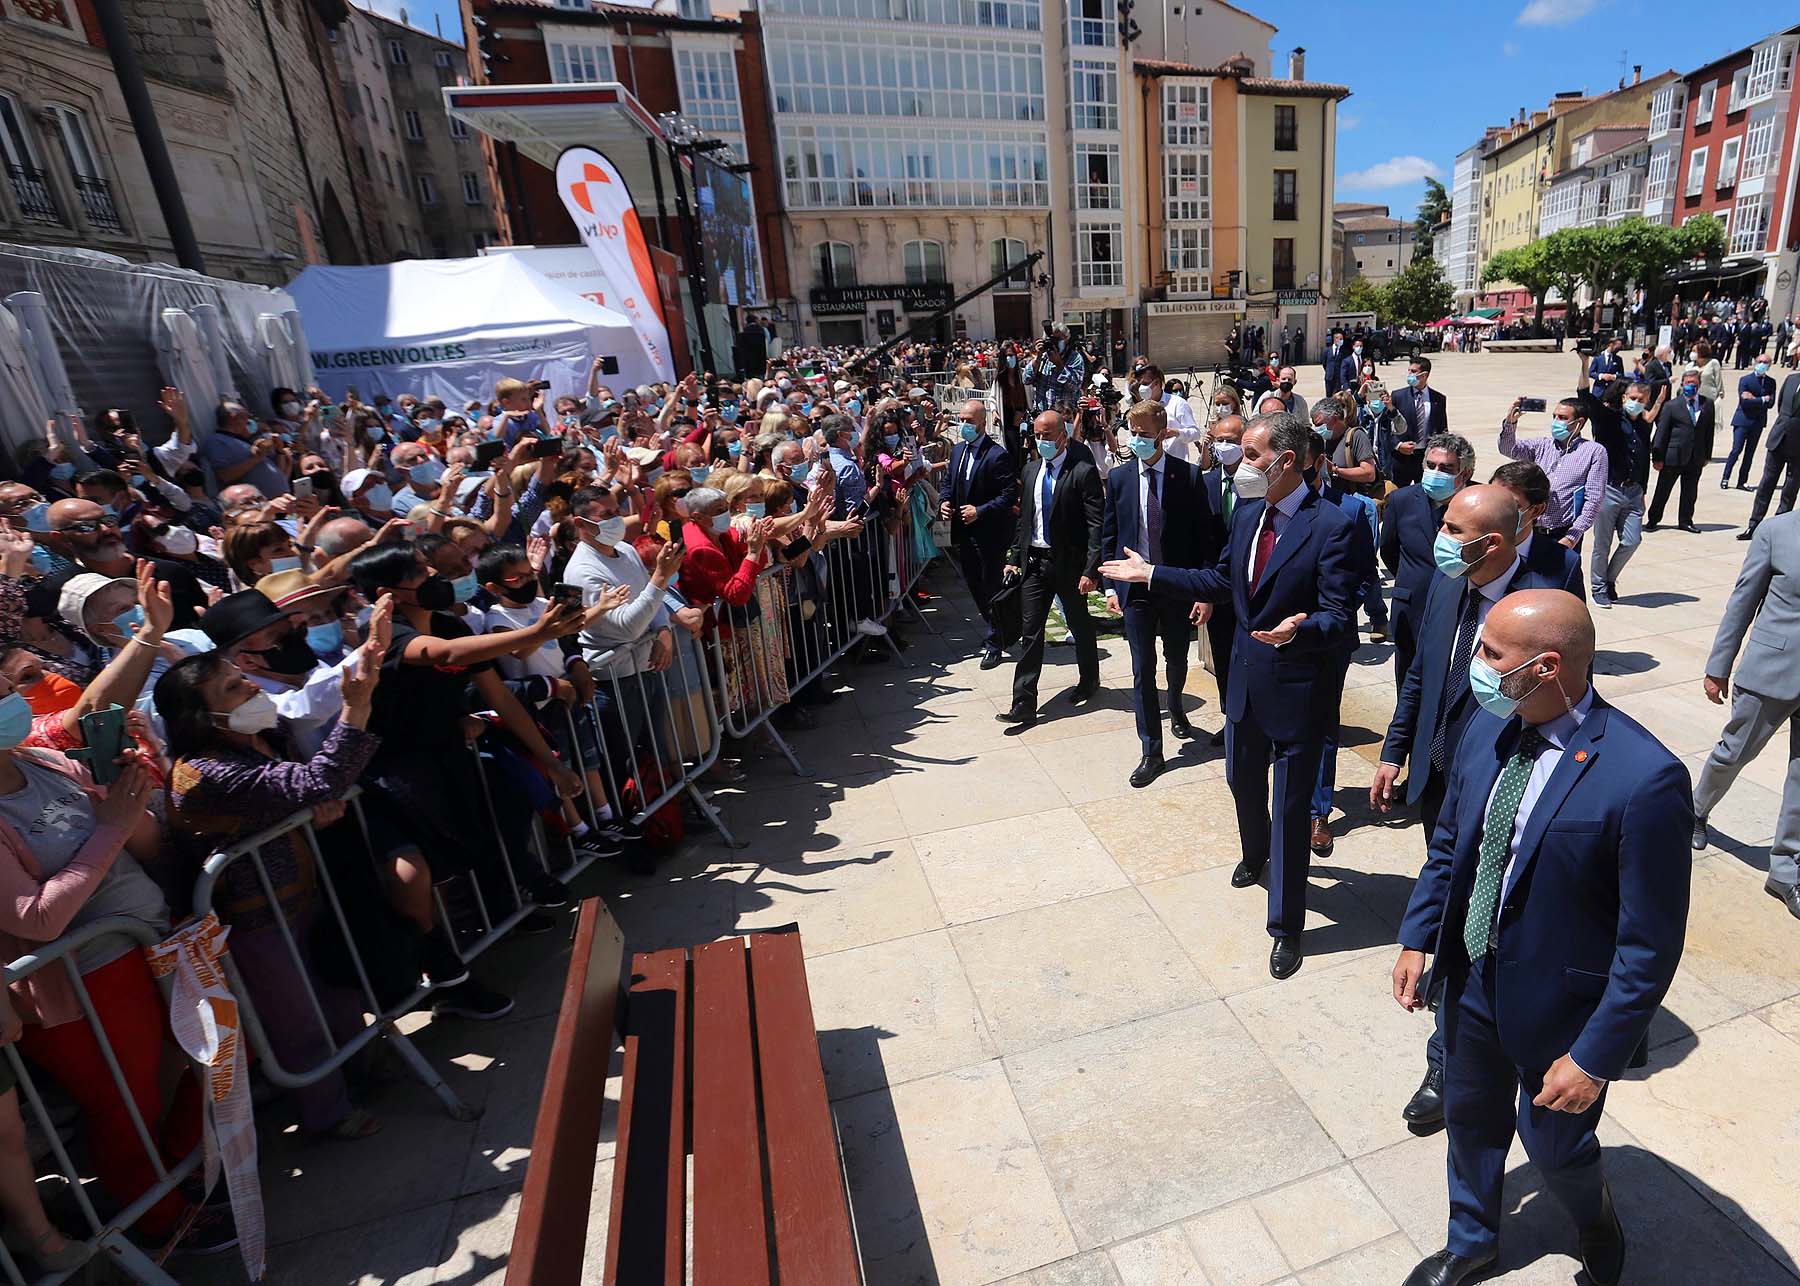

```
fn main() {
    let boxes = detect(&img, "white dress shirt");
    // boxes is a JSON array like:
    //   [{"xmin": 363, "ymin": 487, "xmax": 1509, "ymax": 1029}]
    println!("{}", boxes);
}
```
[
  {"xmin": 1470, "ymin": 552, "xmax": 1522, "ymax": 631},
  {"xmin": 1031, "ymin": 448, "xmax": 1065, "ymax": 549},
  {"xmin": 1248, "ymin": 481, "xmax": 1307, "ymax": 581},
  {"xmin": 1161, "ymin": 391, "xmax": 1203, "ymax": 460},
  {"xmin": 1136, "ymin": 455, "xmax": 1166, "ymax": 555},
  {"xmin": 1486, "ymin": 685, "xmax": 1595, "ymax": 900}
]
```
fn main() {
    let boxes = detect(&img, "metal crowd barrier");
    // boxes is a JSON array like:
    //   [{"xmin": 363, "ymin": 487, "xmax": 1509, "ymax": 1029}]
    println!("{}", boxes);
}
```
[{"xmin": 1, "ymin": 917, "xmax": 206, "ymax": 1286}]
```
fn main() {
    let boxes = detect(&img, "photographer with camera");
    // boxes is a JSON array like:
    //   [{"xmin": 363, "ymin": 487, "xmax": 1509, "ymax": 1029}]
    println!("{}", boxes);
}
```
[{"xmin": 1024, "ymin": 324, "xmax": 1086, "ymax": 415}]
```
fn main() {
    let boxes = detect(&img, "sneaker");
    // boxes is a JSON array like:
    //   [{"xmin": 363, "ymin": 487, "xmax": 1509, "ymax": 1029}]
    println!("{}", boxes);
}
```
[
  {"xmin": 1591, "ymin": 586, "xmax": 1612, "ymax": 609},
  {"xmin": 572, "ymin": 832, "xmax": 623, "ymax": 860},
  {"xmin": 854, "ymin": 617, "xmax": 889, "ymax": 638},
  {"xmin": 524, "ymin": 872, "xmax": 572, "ymax": 909},
  {"xmin": 431, "ymin": 980, "xmax": 515, "ymax": 1021},
  {"xmin": 420, "ymin": 936, "xmax": 471, "ymax": 989},
  {"xmin": 514, "ymin": 909, "xmax": 559, "ymax": 935},
  {"xmin": 173, "ymin": 1206, "xmax": 238, "ymax": 1257}
]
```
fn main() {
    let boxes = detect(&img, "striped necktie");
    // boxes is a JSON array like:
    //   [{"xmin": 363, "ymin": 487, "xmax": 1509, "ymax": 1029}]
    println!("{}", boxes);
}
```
[{"xmin": 1464, "ymin": 726, "xmax": 1544, "ymax": 961}]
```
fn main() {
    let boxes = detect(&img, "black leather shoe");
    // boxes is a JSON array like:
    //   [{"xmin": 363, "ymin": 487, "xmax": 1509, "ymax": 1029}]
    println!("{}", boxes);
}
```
[
  {"xmin": 1767, "ymin": 878, "xmax": 1800, "ymax": 920},
  {"xmin": 1579, "ymin": 1183, "xmax": 1626, "ymax": 1286},
  {"xmin": 1402, "ymin": 1067, "xmax": 1445, "ymax": 1126},
  {"xmin": 1643, "ymin": 522, "xmax": 1661, "ymax": 532},
  {"xmin": 1692, "ymin": 817, "xmax": 1709, "ymax": 851},
  {"xmin": 1738, "ymin": 526, "xmax": 1757, "ymax": 540},
  {"xmin": 979, "ymin": 649, "xmax": 1004, "ymax": 670},
  {"xmin": 1064, "ymin": 681, "xmax": 1099, "ymax": 706},
  {"xmin": 1129, "ymin": 753, "xmax": 1164, "ymax": 789},
  {"xmin": 1680, "ymin": 522, "xmax": 1702, "ymax": 534},
  {"xmin": 1230, "ymin": 858, "xmax": 1265, "ymax": 888},
  {"xmin": 1168, "ymin": 710, "xmax": 1196, "ymax": 740},
  {"xmin": 1269, "ymin": 936, "xmax": 1304, "ymax": 980},
  {"xmin": 1401, "ymin": 1248, "xmax": 1497, "ymax": 1286},
  {"xmin": 995, "ymin": 705, "xmax": 1036, "ymax": 732}
]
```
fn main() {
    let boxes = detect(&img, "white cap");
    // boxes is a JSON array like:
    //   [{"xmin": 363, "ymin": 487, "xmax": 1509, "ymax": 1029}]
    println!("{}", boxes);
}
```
[{"xmin": 340, "ymin": 468, "xmax": 376, "ymax": 495}]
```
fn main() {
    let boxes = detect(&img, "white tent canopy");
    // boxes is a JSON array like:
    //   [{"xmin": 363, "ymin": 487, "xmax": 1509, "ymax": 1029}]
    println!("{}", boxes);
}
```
[{"xmin": 287, "ymin": 255, "xmax": 657, "ymax": 405}]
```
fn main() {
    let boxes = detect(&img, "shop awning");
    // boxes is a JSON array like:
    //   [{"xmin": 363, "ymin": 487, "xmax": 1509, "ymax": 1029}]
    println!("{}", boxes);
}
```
[
  {"xmin": 1466, "ymin": 307, "xmax": 1503, "ymax": 318},
  {"xmin": 1664, "ymin": 257, "xmax": 1768, "ymax": 285},
  {"xmin": 442, "ymin": 82, "xmax": 670, "ymax": 209}
]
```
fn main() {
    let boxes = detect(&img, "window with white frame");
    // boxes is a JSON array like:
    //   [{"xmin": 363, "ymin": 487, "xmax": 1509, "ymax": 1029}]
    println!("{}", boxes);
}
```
[
  {"xmin": 779, "ymin": 125, "xmax": 1049, "ymax": 208},
  {"xmin": 675, "ymin": 48, "xmax": 742, "ymax": 136},
  {"xmin": 903, "ymin": 239, "xmax": 945, "ymax": 284},
  {"xmin": 402, "ymin": 110, "xmax": 422, "ymax": 141},
  {"xmin": 1165, "ymin": 226, "xmax": 1209, "ymax": 292},
  {"xmin": 1164, "ymin": 150, "xmax": 1208, "ymax": 221},
  {"xmin": 813, "ymin": 240, "xmax": 856, "ymax": 287},
  {"xmin": 435, "ymin": 50, "xmax": 454, "ymax": 69},
  {"xmin": 677, "ymin": 0, "xmax": 711, "ymax": 17},
  {"xmin": 1727, "ymin": 68, "xmax": 1749, "ymax": 113},
  {"xmin": 1074, "ymin": 141, "xmax": 1119, "ymax": 209},
  {"xmin": 766, "ymin": 31, "xmax": 1046, "ymax": 122},
  {"xmin": 1741, "ymin": 115, "xmax": 1777, "ymax": 181},
  {"xmin": 449, "ymin": 114, "xmax": 469, "ymax": 141},
  {"xmin": 1649, "ymin": 84, "xmax": 1685, "ymax": 138},
  {"xmin": 461, "ymin": 172, "xmax": 481, "ymax": 204},
  {"xmin": 1068, "ymin": 0, "xmax": 1113, "ymax": 47},
  {"xmin": 547, "ymin": 37, "xmax": 615, "ymax": 84},
  {"xmin": 555, "ymin": 0, "xmax": 590, "ymax": 8},
  {"xmin": 1070, "ymin": 60, "xmax": 1117, "ymax": 132},
  {"xmin": 1075, "ymin": 222, "xmax": 1121, "ymax": 289},
  {"xmin": 418, "ymin": 174, "xmax": 438, "ymax": 205},
  {"xmin": 1685, "ymin": 146, "xmax": 1708, "ymax": 195},
  {"xmin": 991, "ymin": 237, "xmax": 1029, "ymax": 286},
  {"xmin": 1694, "ymin": 80, "xmax": 1717, "ymax": 124},
  {"xmin": 1731, "ymin": 193, "xmax": 1770, "ymax": 255},
  {"xmin": 388, "ymin": 38, "xmax": 408, "ymax": 65},
  {"xmin": 1162, "ymin": 80, "xmax": 1209, "ymax": 146},
  {"xmin": 1645, "ymin": 149, "xmax": 1672, "ymax": 202},
  {"xmin": 1716, "ymin": 136, "xmax": 1741, "ymax": 187},
  {"xmin": 1746, "ymin": 39, "xmax": 1790, "ymax": 103}
]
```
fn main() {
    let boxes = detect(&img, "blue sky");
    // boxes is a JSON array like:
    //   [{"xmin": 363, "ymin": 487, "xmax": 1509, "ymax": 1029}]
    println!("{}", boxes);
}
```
[
  {"xmin": 368, "ymin": 0, "xmax": 1780, "ymax": 225},
  {"xmin": 1250, "ymin": 0, "xmax": 1780, "ymax": 221}
]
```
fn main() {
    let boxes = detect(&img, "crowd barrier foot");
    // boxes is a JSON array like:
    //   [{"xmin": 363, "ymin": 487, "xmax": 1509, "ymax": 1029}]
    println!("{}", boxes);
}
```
[
  {"xmin": 882, "ymin": 632, "xmax": 914, "ymax": 669},
  {"xmin": 763, "ymin": 723, "xmax": 806, "ymax": 776},
  {"xmin": 386, "ymin": 1028, "xmax": 479, "ymax": 1121},
  {"xmin": 685, "ymin": 782, "xmax": 740, "ymax": 848}
]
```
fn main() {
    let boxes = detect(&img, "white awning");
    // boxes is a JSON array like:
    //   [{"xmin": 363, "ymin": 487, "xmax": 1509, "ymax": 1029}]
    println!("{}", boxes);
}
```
[{"xmin": 442, "ymin": 82, "xmax": 669, "ymax": 208}]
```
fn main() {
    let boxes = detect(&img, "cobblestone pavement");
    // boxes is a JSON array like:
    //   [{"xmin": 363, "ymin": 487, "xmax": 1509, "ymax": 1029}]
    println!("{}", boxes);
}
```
[{"xmin": 197, "ymin": 351, "xmax": 1800, "ymax": 1285}]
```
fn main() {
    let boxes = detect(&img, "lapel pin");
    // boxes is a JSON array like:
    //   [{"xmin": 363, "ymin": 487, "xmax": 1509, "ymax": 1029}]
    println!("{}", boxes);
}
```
[{"xmin": 1574, "ymin": 750, "xmax": 1589, "ymax": 763}]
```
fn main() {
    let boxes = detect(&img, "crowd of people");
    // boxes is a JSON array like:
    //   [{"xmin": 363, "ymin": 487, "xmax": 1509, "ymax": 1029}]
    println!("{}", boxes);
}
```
[{"xmin": 0, "ymin": 296, "xmax": 1795, "ymax": 1284}]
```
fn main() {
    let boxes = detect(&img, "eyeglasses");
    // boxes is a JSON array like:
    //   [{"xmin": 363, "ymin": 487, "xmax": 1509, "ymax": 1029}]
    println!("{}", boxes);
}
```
[
  {"xmin": 60, "ymin": 515, "xmax": 120, "ymax": 534},
  {"xmin": 0, "ymin": 494, "xmax": 42, "ymax": 513}
]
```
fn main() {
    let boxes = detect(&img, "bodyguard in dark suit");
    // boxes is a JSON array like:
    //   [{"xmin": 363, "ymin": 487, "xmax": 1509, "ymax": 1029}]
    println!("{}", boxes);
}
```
[
  {"xmin": 1488, "ymin": 460, "xmax": 1587, "ymax": 598},
  {"xmin": 941, "ymin": 398, "xmax": 1019, "ymax": 668},
  {"xmin": 1336, "ymin": 338, "xmax": 1367, "ymax": 397},
  {"xmin": 1101, "ymin": 401, "xmax": 1215, "ymax": 787},
  {"xmin": 1646, "ymin": 369, "xmax": 1714, "ymax": 531},
  {"xmin": 1381, "ymin": 433, "xmax": 1475, "ymax": 687},
  {"xmin": 997, "ymin": 410, "xmax": 1104, "ymax": 730},
  {"xmin": 1393, "ymin": 591, "xmax": 1690, "ymax": 1286},
  {"xmin": 1198, "ymin": 414, "xmax": 1247, "ymax": 742},
  {"xmin": 1391, "ymin": 357, "xmax": 1449, "ymax": 487},
  {"xmin": 1742, "ymin": 370, "xmax": 1800, "ymax": 538},
  {"xmin": 1322, "ymin": 330, "xmax": 1350, "ymax": 395},
  {"xmin": 1102, "ymin": 411, "xmax": 1355, "ymax": 979},
  {"xmin": 1372, "ymin": 483, "xmax": 1582, "ymax": 1130}
]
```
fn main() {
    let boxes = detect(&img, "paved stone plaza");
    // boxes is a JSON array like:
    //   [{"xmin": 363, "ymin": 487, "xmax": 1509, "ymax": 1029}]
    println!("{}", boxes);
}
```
[{"xmin": 197, "ymin": 351, "xmax": 1800, "ymax": 1285}]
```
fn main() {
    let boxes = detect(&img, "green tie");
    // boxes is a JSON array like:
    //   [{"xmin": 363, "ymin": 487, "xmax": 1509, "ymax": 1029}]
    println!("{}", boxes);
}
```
[
  {"xmin": 1222, "ymin": 476, "xmax": 1235, "ymax": 523},
  {"xmin": 1463, "ymin": 726, "xmax": 1543, "ymax": 962}
]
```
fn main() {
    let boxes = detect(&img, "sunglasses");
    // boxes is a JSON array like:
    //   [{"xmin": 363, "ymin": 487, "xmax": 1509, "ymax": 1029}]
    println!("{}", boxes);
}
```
[{"xmin": 61, "ymin": 515, "xmax": 121, "ymax": 534}]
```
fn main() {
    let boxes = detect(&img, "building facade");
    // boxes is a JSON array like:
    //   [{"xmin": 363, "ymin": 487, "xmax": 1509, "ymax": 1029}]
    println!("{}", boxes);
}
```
[
  {"xmin": 1539, "ymin": 127, "xmax": 1649, "ymax": 237},
  {"xmin": 0, "ymin": 0, "xmax": 372, "ymax": 283},
  {"xmin": 1443, "ymin": 140, "xmax": 1484, "ymax": 305},
  {"xmin": 331, "ymin": 6, "xmax": 498, "ymax": 262},
  {"xmin": 1335, "ymin": 201, "xmax": 1415, "ymax": 284}
]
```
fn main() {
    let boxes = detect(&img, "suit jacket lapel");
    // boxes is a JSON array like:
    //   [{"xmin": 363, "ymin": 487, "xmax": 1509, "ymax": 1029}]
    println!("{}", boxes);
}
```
[
  {"xmin": 1253, "ymin": 491, "xmax": 1315, "ymax": 597},
  {"xmin": 1504, "ymin": 701, "xmax": 1610, "ymax": 899},
  {"xmin": 1119, "ymin": 460, "xmax": 1141, "ymax": 551}
]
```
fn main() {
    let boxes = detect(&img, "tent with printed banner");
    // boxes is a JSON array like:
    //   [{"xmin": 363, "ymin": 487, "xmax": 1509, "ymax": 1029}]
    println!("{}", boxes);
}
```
[{"xmin": 287, "ymin": 255, "xmax": 657, "ymax": 405}]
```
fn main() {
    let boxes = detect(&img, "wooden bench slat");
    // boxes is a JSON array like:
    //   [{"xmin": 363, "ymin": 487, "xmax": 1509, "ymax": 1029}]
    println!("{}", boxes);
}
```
[
  {"xmin": 606, "ymin": 948, "xmax": 688, "ymax": 1286},
  {"xmin": 691, "ymin": 939, "xmax": 774, "ymax": 1286},
  {"xmin": 747, "ymin": 931, "xmax": 864, "ymax": 1286},
  {"xmin": 505, "ymin": 898, "xmax": 624, "ymax": 1286}
]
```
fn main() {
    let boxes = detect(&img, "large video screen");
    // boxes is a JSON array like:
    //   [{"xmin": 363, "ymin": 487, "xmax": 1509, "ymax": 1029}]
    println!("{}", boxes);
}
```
[{"xmin": 692, "ymin": 155, "xmax": 764, "ymax": 308}]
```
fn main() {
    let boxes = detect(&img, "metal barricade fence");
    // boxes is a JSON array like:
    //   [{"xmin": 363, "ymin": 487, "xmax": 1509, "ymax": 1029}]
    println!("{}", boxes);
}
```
[{"xmin": 1, "ymin": 916, "xmax": 207, "ymax": 1286}]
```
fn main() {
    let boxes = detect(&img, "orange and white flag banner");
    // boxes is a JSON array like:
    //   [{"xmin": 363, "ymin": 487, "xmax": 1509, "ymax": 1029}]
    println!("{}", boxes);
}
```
[{"xmin": 148, "ymin": 914, "xmax": 265, "ymax": 1281}]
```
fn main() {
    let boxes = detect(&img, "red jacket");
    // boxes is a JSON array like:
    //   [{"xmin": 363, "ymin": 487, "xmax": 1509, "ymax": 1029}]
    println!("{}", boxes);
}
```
[{"xmin": 678, "ymin": 519, "xmax": 759, "ymax": 608}]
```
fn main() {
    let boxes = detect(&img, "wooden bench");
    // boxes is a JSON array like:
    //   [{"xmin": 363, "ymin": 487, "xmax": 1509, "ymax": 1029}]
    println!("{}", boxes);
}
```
[
  {"xmin": 507, "ymin": 904, "xmax": 861, "ymax": 1285},
  {"xmin": 1482, "ymin": 338, "xmax": 1562, "ymax": 352}
]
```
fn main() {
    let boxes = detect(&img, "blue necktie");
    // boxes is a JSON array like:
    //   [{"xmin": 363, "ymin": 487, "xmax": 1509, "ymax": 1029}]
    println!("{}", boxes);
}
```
[{"xmin": 1040, "ymin": 463, "xmax": 1054, "ymax": 536}]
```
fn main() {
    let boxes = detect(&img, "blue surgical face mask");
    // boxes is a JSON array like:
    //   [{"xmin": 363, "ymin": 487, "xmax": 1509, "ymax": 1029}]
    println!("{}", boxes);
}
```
[
  {"xmin": 112, "ymin": 605, "xmax": 145, "ymax": 640},
  {"xmin": 1420, "ymin": 469, "xmax": 1457, "ymax": 502},
  {"xmin": 1757, "ymin": 362, "xmax": 1770, "ymax": 375},
  {"xmin": 363, "ymin": 484, "xmax": 394, "ymax": 512},
  {"xmin": 50, "ymin": 462, "xmax": 76, "ymax": 482},
  {"xmin": 418, "ymin": 418, "xmax": 442, "ymax": 435},
  {"xmin": 1006, "ymin": 355, "xmax": 1017, "ymax": 369},
  {"xmin": 306, "ymin": 621, "xmax": 344, "ymax": 657},
  {"xmin": 883, "ymin": 434, "xmax": 900, "ymax": 451},
  {"xmin": 1128, "ymin": 434, "xmax": 1159, "ymax": 460},
  {"xmin": 1369, "ymin": 399, "xmax": 1386, "ymax": 413},
  {"xmin": 1622, "ymin": 398, "xmax": 1644, "ymax": 417},
  {"xmin": 366, "ymin": 425, "xmax": 386, "ymax": 443},
  {"xmin": 711, "ymin": 511, "xmax": 732, "ymax": 534},
  {"xmin": 0, "ymin": 691, "xmax": 32, "ymax": 750},
  {"xmin": 721, "ymin": 405, "xmax": 740, "ymax": 423},
  {"xmin": 959, "ymin": 423, "xmax": 980, "ymax": 442},
  {"xmin": 451, "ymin": 572, "xmax": 479, "ymax": 603},
  {"xmin": 847, "ymin": 399, "xmax": 863, "ymax": 415},
  {"xmin": 745, "ymin": 502, "xmax": 766, "ymax": 520},
  {"xmin": 1432, "ymin": 530, "xmax": 1488, "ymax": 579},
  {"xmin": 728, "ymin": 441, "xmax": 744, "ymax": 458},
  {"xmin": 1684, "ymin": 384, "xmax": 1700, "ymax": 400},
  {"xmin": 1405, "ymin": 373, "xmax": 1420, "ymax": 387},
  {"xmin": 1037, "ymin": 439, "xmax": 1059, "ymax": 460},
  {"xmin": 791, "ymin": 461, "xmax": 812, "ymax": 484},
  {"xmin": 409, "ymin": 459, "xmax": 445, "ymax": 486},
  {"xmin": 22, "ymin": 502, "xmax": 51, "ymax": 533},
  {"xmin": 269, "ymin": 555, "xmax": 303, "ymax": 574},
  {"xmin": 1468, "ymin": 651, "xmax": 1545, "ymax": 719},
  {"xmin": 1549, "ymin": 418, "xmax": 1573, "ymax": 443}
]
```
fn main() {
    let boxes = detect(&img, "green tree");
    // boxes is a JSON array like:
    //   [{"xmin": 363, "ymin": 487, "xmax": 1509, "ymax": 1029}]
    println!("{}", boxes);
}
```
[
  {"xmin": 1384, "ymin": 255, "xmax": 1455, "ymax": 328},
  {"xmin": 1339, "ymin": 275, "xmax": 1388, "ymax": 317},
  {"xmin": 1414, "ymin": 177, "xmax": 1450, "ymax": 259},
  {"xmin": 1674, "ymin": 212, "xmax": 1728, "ymax": 262},
  {"xmin": 1482, "ymin": 241, "xmax": 1559, "ymax": 333}
]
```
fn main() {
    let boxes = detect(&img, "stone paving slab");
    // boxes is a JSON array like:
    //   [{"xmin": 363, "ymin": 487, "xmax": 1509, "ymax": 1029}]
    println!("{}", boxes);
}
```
[{"xmin": 191, "ymin": 351, "xmax": 1800, "ymax": 1285}]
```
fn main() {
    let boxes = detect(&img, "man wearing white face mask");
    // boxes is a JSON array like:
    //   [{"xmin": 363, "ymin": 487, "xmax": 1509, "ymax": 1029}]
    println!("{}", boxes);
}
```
[
  {"xmin": 1393, "ymin": 590, "xmax": 1688, "ymax": 1286},
  {"xmin": 1131, "ymin": 364, "xmax": 1203, "ymax": 461}
]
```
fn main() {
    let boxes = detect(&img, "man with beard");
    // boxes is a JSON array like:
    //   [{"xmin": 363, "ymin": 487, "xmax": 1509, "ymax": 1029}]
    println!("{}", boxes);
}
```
[{"xmin": 47, "ymin": 498, "xmax": 206, "ymax": 628}]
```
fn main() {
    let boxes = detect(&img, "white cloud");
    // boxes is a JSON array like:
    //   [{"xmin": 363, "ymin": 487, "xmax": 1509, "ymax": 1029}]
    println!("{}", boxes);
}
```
[
  {"xmin": 1517, "ymin": 0, "xmax": 1598, "ymax": 26},
  {"xmin": 1339, "ymin": 156, "xmax": 1443, "ymax": 192},
  {"xmin": 1503, "ymin": 41, "xmax": 1519, "ymax": 56},
  {"xmin": 1338, "ymin": 112, "xmax": 1362, "ymax": 131}
]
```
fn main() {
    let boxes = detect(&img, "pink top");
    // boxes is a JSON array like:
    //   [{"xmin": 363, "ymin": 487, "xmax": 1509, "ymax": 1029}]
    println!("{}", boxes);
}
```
[{"xmin": 0, "ymin": 750, "xmax": 132, "ymax": 1027}]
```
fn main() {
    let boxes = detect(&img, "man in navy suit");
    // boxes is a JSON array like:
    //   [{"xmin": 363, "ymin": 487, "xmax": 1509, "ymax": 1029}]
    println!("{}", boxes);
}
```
[
  {"xmin": 1392, "ymin": 590, "xmax": 1690, "ymax": 1286},
  {"xmin": 1101, "ymin": 401, "xmax": 1215, "ymax": 787},
  {"xmin": 1489, "ymin": 460, "xmax": 1586, "ymax": 596},
  {"xmin": 1381, "ymin": 433, "xmax": 1476, "ymax": 687},
  {"xmin": 1322, "ymin": 330, "xmax": 1350, "ymax": 396},
  {"xmin": 1337, "ymin": 335, "xmax": 1368, "ymax": 398},
  {"xmin": 1196, "ymin": 414, "xmax": 1246, "ymax": 746},
  {"xmin": 1391, "ymin": 357, "xmax": 1449, "ymax": 487},
  {"xmin": 1373, "ymin": 483, "xmax": 1583, "ymax": 1130},
  {"xmin": 1102, "ymin": 411, "xmax": 1355, "ymax": 979},
  {"xmin": 1586, "ymin": 333, "xmax": 1625, "ymax": 396},
  {"xmin": 941, "ymin": 398, "xmax": 1020, "ymax": 669},
  {"xmin": 1646, "ymin": 367, "xmax": 1715, "ymax": 532}
]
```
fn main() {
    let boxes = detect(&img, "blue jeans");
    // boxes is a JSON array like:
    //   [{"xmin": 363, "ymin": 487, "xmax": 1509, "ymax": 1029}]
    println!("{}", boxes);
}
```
[
  {"xmin": 1723, "ymin": 421, "xmax": 1763, "ymax": 487},
  {"xmin": 1588, "ymin": 483, "xmax": 1643, "ymax": 595}
]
